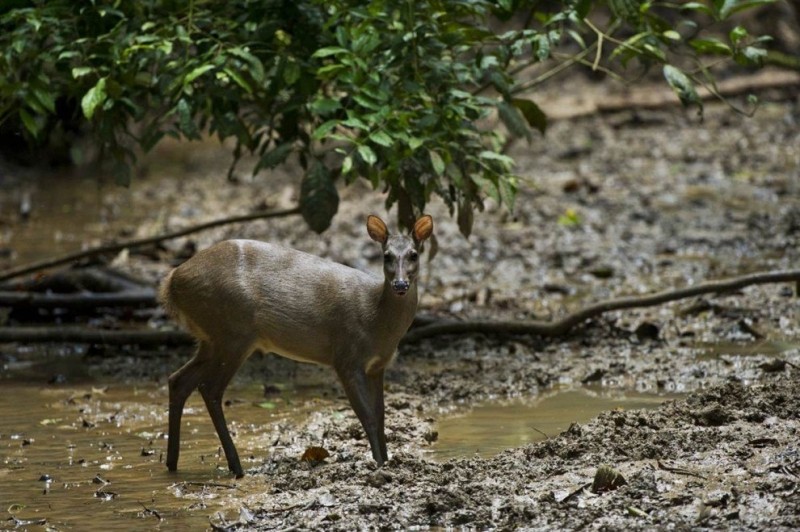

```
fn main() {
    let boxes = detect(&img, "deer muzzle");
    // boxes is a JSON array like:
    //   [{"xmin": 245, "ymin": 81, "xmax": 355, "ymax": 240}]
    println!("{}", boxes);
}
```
[{"xmin": 391, "ymin": 279, "xmax": 410, "ymax": 295}]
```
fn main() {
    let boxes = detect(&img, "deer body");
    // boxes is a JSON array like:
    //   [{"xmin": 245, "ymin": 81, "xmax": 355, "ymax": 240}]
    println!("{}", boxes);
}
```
[{"xmin": 161, "ymin": 215, "xmax": 433, "ymax": 477}]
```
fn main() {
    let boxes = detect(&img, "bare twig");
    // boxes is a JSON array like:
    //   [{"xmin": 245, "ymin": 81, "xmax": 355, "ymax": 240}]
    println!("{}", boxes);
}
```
[
  {"xmin": 657, "ymin": 460, "xmax": 707, "ymax": 480},
  {"xmin": 0, "ymin": 206, "xmax": 301, "ymax": 283},
  {"xmin": 402, "ymin": 269, "xmax": 800, "ymax": 344}
]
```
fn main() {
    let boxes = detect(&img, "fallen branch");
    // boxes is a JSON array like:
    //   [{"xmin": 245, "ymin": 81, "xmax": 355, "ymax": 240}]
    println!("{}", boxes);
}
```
[
  {"xmin": 401, "ymin": 269, "xmax": 800, "ymax": 344},
  {"xmin": 0, "ymin": 267, "xmax": 149, "ymax": 293},
  {"xmin": 0, "ymin": 326, "xmax": 192, "ymax": 345},
  {"xmin": 0, "ymin": 206, "xmax": 301, "ymax": 283},
  {"xmin": 0, "ymin": 290, "xmax": 156, "ymax": 309}
]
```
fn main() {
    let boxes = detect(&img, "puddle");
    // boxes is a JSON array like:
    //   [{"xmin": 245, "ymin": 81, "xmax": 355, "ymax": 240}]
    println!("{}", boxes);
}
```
[
  {"xmin": 429, "ymin": 387, "xmax": 680, "ymax": 460},
  {"xmin": 693, "ymin": 340, "xmax": 800, "ymax": 359},
  {"xmin": 0, "ymin": 381, "xmax": 316, "ymax": 530}
]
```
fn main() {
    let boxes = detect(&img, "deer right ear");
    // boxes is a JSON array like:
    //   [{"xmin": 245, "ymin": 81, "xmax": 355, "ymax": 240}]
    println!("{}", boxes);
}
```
[
  {"xmin": 367, "ymin": 215, "xmax": 389, "ymax": 245},
  {"xmin": 412, "ymin": 215, "xmax": 433, "ymax": 244}
]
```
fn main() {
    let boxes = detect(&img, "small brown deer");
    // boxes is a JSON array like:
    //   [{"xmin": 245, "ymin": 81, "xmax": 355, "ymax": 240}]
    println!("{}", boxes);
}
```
[{"xmin": 159, "ymin": 214, "xmax": 433, "ymax": 477}]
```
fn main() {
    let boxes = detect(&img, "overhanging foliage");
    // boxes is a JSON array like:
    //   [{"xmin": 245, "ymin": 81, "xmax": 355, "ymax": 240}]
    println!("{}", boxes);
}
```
[{"xmin": 0, "ymin": 0, "xmax": 777, "ymax": 234}]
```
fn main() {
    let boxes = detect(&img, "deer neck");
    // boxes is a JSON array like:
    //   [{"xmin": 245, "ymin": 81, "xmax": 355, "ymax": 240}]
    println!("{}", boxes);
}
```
[{"xmin": 376, "ymin": 279, "xmax": 418, "ymax": 331}]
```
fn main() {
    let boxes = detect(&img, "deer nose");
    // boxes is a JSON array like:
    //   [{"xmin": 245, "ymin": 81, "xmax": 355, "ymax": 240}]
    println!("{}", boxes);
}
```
[{"xmin": 392, "ymin": 279, "xmax": 410, "ymax": 294}]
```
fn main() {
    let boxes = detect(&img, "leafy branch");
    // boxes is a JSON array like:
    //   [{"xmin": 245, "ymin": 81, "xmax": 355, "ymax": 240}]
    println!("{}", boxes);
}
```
[{"xmin": 0, "ymin": 0, "xmax": 784, "ymax": 235}]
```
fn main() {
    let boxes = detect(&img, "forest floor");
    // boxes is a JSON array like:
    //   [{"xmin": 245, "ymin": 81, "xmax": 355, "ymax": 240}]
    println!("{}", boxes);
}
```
[{"xmin": 2, "ymin": 71, "xmax": 800, "ymax": 530}]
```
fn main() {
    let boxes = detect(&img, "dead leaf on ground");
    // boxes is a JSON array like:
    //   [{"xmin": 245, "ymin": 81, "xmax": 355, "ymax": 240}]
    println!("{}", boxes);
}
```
[{"xmin": 301, "ymin": 446, "xmax": 330, "ymax": 464}]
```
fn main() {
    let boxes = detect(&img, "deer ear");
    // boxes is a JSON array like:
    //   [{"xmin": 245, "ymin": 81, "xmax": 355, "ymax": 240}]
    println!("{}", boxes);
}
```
[
  {"xmin": 367, "ymin": 215, "xmax": 389, "ymax": 244},
  {"xmin": 412, "ymin": 215, "xmax": 433, "ymax": 244}
]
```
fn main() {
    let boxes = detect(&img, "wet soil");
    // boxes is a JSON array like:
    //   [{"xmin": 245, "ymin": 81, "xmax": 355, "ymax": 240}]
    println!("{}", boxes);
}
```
[{"xmin": 1, "ymin": 74, "xmax": 800, "ymax": 529}]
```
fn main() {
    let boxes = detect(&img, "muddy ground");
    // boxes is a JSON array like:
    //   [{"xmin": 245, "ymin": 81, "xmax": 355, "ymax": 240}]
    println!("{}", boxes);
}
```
[{"xmin": 3, "ymin": 73, "xmax": 800, "ymax": 529}]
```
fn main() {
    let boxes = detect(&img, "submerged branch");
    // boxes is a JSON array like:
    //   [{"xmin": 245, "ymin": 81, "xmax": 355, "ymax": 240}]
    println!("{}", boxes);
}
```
[{"xmin": 402, "ymin": 269, "xmax": 800, "ymax": 344}]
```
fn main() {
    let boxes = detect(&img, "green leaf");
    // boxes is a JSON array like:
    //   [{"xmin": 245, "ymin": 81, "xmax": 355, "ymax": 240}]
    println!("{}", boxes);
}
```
[
  {"xmin": 352, "ymin": 93, "xmax": 381, "ymax": 110},
  {"xmin": 311, "ymin": 46, "xmax": 349, "ymax": 58},
  {"xmin": 473, "ymin": 173, "xmax": 500, "ymax": 203},
  {"xmin": 19, "ymin": 109, "xmax": 39, "ymax": 138},
  {"xmin": 71, "ymin": 67, "xmax": 93, "ymax": 79},
  {"xmin": 310, "ymin": 98, "xmax": 342, "ymax": 116},
  {"xmin": 81, "ymin": 78, "xmax": 107, "ymax": 120},
  {"xmin": 176, "ymin": 98, "xmax": 199, "ymax": 139},
  {"xmin": 512, "ymin": 98, "xmax": 547, "ymax": 135},
  {"xmin": 738, "ymin": 46, "xmax": 767, "ymax": 66},
  {"xmin": 681, "ymin": 2, "xmax": 712, "ymax": 14},
  {"xmin": 662, "ymin": 30, "xmax": 681, "ymax": 41},
  {"xmin": 429, "ymin": 150, "xmax": 445, "ymax": 176},
  {"xmin": 316, "ymin": 64, "xmax": 346, "ymax": 78},
  {"xmin": 312, "ymin": 120, "xmax": 339, "ymax": 140},
  {"xmin": 257, "ymin": 142, "xmax": 294, "ymax": 171},
  {"xmin": 718, "ymin": 0, "xmax": 777, "ymax": 20},
  {"xmin": 223, "ymin": 68, "xmax": 252, "ymax": 93},
  {"xmin": 341, "ymin": 117, "xmax": 368, "ymax": 130},
  {"xmin": 300, "ymin": 162, "xmax": 339, "ymax": 233},
  {"xmin": 498, "ymin": 101, "xmax": 531, "ymax": 141},
  {"xmin": 662, "ymin": 65, "xmax": 700, "ymax": 108},
  {"xmin": 227, "ymin": 47, "xmax": 265, "ymax": 82},
  {"xmin": 478, "ymin": 150, "xmax": 515, "ymax": 167},
  {"xmin": 689, "ymin": 38, "xmax": 732, "ymax": 55},
  {"xmin": 498, "ymin": 175, "xmax": 518, "ymax": 210},
  {"xmin": 408, "ymin": 137, "xmax": 424, "ymax": 151},
  {"xmin": 369, "ymin": 131, "xmax": 393, "ymax": 147},
  {"xmin": 357, "ymin": 144, "xmax": 377, "ymax": 166},
  {"xmin": 184, "ymin": 64, "xmax": 215, "ymax": 85},
  {"xmin": 341, "ymin": 155, "xmax": 353, "ymax": 175},
  {"xmin": 32, "ymin": 89, "xmax": 56, "ymax": 113}
]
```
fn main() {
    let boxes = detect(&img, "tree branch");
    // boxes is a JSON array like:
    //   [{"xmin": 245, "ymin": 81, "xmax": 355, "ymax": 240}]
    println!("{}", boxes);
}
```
[
  {"xmin": 401, "ymin": 269, "xmax": 800, "ymax": 344},
  {"xmin": 0, "ymin": 206, "xmax": 301, "ymax": 283}
]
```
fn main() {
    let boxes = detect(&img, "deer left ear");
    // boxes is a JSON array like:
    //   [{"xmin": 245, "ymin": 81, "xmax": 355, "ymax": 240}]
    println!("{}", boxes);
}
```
[
  {"xmin": 412, "ymin": 215, "xmax": 433, "ymax": 245},
  {"xmin": 367, "ymin": 215, "xmax": 389, "ymax": 245}
]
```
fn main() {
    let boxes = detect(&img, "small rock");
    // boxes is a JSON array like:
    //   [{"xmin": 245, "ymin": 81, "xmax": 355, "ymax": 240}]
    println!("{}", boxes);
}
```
[{"xmin": 366, "ymin": 470, "xmax": 392, "ymax": 487}]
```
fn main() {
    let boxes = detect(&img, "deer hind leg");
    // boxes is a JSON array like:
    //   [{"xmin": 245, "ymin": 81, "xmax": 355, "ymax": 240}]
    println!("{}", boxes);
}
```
[
  {"xmin": 337, "ymin": 365, "xmax": 388, "ymax": 466},
  {"xmin": 197, "ymin": 339, "xmax": 253, "ymax": 478},
  {"xmin": 166, "ymin": 341, "xmax": 212, "ymax": 472}
]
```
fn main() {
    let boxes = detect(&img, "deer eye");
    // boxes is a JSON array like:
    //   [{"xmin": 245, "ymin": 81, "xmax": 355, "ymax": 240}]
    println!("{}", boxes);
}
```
[
  {"xmin": 408, "ymin": 251, "xmax": 419, "ymax": 262},
  {"xmin": 383, "ymin": 253, "xmax": 393, "ymax": 264}
]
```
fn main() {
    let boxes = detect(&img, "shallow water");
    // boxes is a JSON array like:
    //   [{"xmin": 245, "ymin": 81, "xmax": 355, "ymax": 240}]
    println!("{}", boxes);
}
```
[
  {"xmin": 0, "ymin": 382, "xmax": 309, "ymax": 530},
  {"xmin": 0, "ymin": 169, "xmax": 145, "ymax": 268},
  {"xmin": 430, "ymin": 387, "xmax": 680, "ymax": 460},
  {"xmin": 0, "ymin": 373, "xmax": 680, "ymax": 528}
]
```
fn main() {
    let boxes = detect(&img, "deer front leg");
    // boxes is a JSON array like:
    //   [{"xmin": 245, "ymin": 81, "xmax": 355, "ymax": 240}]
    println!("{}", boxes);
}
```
[{"xmin": 336, "ymin": 365, "xmax": 387, "ymax": 466}]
